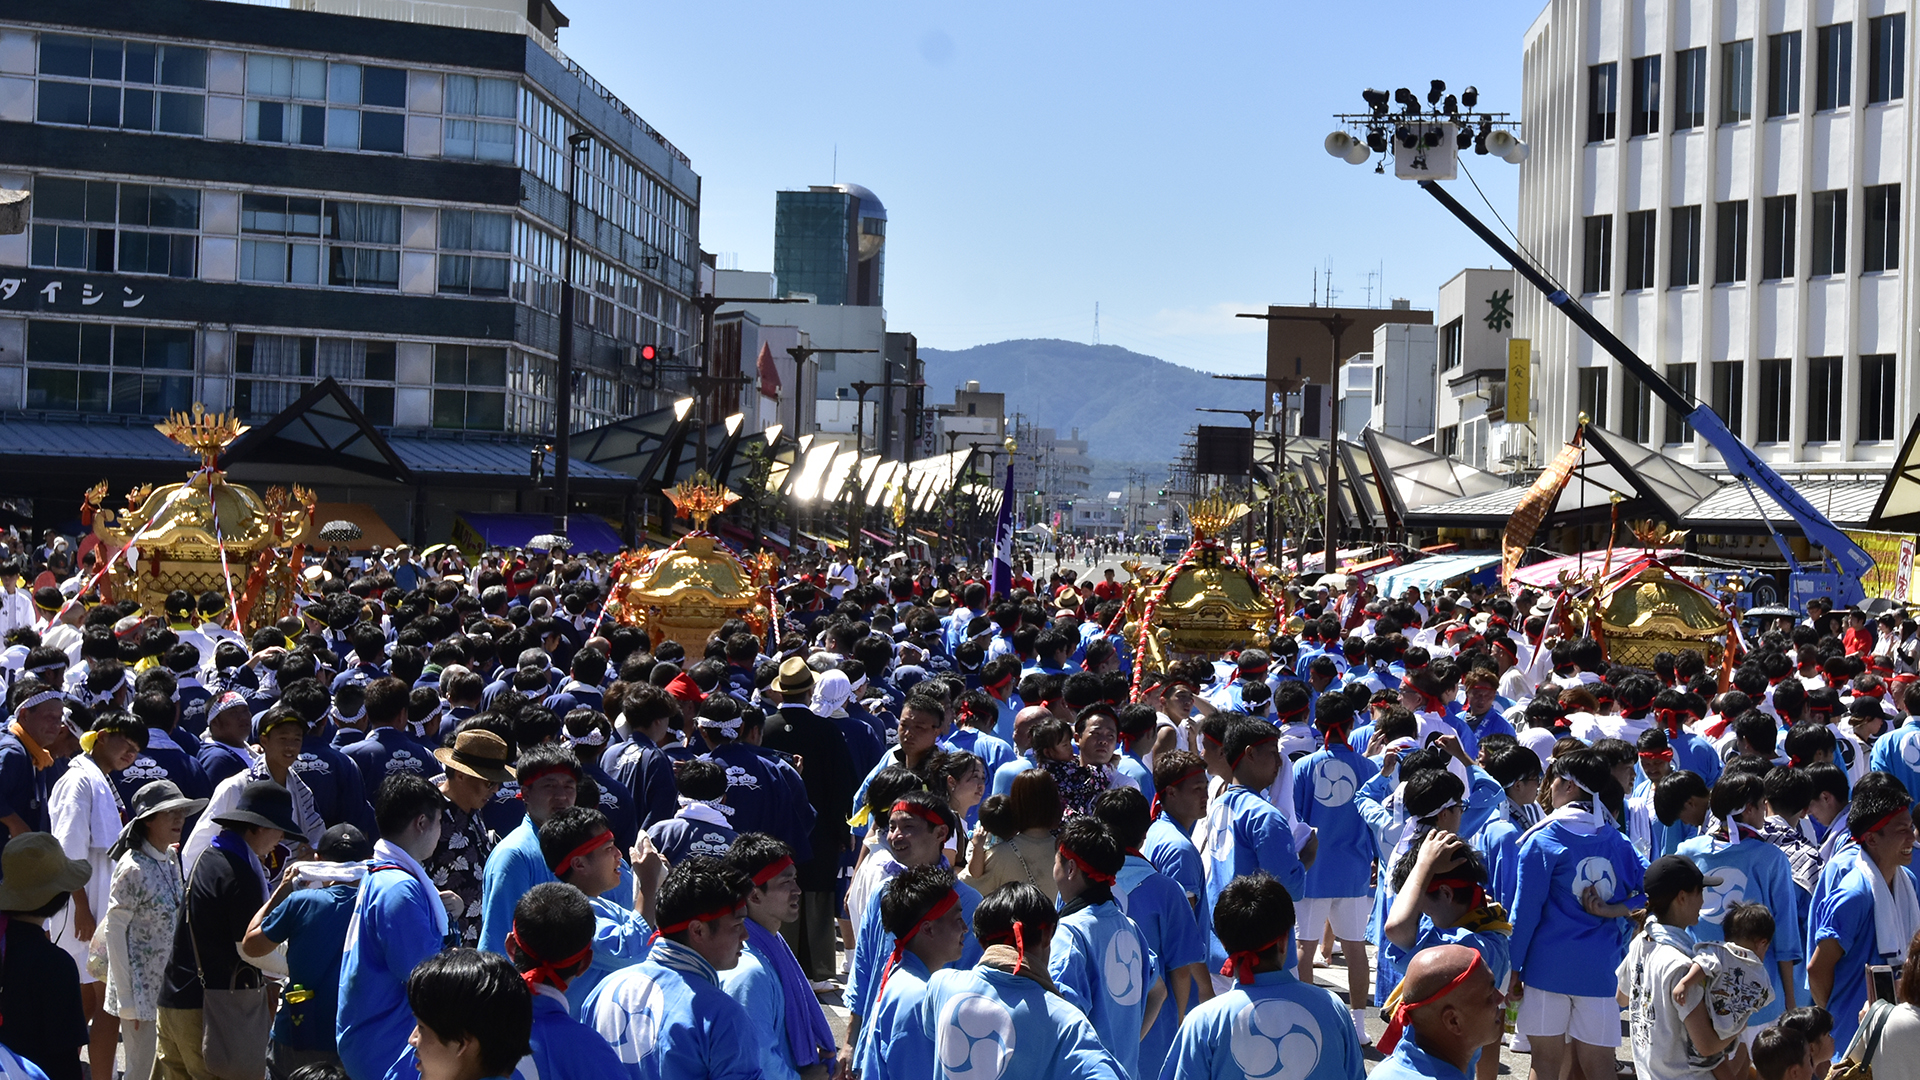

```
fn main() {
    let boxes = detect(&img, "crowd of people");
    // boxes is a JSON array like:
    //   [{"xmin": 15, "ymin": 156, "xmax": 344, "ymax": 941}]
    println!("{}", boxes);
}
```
[{"xmin": 0, "ymin": 535, "xmax": 1914, "ymax": 1080}]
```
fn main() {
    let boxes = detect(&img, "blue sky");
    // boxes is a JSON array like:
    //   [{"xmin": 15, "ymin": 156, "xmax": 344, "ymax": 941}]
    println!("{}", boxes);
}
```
[{"xmin": 556, "ymin": 0, "xmax": 1550, "ymax": 375}]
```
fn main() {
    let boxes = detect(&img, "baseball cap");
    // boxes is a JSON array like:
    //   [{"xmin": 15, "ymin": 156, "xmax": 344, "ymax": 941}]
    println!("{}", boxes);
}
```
[{"xmin": 1643, "ymin": 854, "xmax": 1722, "ymax": 905}]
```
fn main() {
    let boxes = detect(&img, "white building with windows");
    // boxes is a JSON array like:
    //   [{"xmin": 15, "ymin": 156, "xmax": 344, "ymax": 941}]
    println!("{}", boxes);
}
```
[
  {"xmin": 1516, "ymin": 0, "xmax": 1910, "ymax": 474},
  {"xmin": 1433, "ymin": 267, "xmax": 1536, "ymax": 472}
]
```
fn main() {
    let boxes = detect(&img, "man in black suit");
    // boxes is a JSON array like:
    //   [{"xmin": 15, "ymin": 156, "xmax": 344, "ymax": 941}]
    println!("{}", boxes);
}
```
[{"xmin": 761, "ymin": 657, "xmax": 857, "ymax": 986}]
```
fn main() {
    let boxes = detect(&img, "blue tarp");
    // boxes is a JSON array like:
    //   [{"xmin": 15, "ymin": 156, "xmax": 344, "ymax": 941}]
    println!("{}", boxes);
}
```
[
  {"xmin": 452, "ymin": 512, "xmax": 625, "ymax": 555},
  {"xmin": 1370, "ymin": 551, "xmax": 1503, "ymax": 599}
]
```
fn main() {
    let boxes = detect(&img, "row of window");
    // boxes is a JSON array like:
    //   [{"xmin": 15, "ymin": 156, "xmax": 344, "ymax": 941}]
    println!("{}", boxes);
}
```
[
  {"xmin": 1577, "ymin": 354, "xmax": 1899, "ymax": 445},
  {"xmin": 1589, "ymin": 15, "xmax": 1905, "ymax": 142},
  {"xmin": 1581, "ymin": 186, "xmax": 1899, "ymax": 292},
  {"xmin": 35, "ymin": 32, "xmax": 692, "ymax": 267}
]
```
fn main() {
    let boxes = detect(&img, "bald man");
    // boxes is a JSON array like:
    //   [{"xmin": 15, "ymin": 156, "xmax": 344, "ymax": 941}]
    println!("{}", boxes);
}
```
[
  {"xmin": 990, "ymin": 705, "xmax": 1054, "ymax": 796},
  {"xmin": 1373, "ymin": 944, "xmax": 1507, "ymax": 1080}
]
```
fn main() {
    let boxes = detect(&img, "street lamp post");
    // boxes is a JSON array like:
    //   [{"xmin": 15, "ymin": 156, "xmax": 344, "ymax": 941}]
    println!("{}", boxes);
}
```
[
  {"xmin": 1236, "ymin": 310, "xmax": 1355, "ymax": 572},
  {"xmin": 553, "ymin": 131, "xmax": 591, "ymax": 537},
  {"xmin": 784, "ymin": 344, "xmax": 878, "ymax": 445}
]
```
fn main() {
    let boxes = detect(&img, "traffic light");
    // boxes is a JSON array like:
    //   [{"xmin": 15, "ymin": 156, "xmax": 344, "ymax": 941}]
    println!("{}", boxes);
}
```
[
  {"xmin": 1157, "ymin": 488, "xmax": 1167, "ymax": 497},
  {"xmin": 637, "ymin": 343, "xmax": 658, "ymax": 391}
]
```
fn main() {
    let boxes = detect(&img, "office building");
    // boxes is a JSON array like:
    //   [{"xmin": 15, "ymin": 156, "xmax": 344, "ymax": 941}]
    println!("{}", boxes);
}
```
[
  {"xmin": 1337, "ymin": 323, "xmax": 1437, "ymax": 444},
  {"xmin": 1432, "ymin": 267, "xmax": 1532, "ymax": 471},
  {"xmin": 773, "ymin": 183, "xmax": 885, "ymax": 307},
  {"xmin": 1259, "ymin": 301, "xmax": 1433, "ymax": 437},
  {"xmin": 0, "ymin": 0, "xmax": 699, "ymax": 538},
  {"xmin": 1517, "ymin": 0, "xmax": 1912, "ymax": 474}
]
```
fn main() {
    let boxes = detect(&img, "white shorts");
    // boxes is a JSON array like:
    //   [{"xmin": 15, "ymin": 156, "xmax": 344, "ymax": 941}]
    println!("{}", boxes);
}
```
[
  {"xmin": 1515, "ymin": 986, "xmax": 1621, "ymax": 1046},
  {"xmin": 1295, "ymin": 896, "xmax": 1371, "ymax": 942}
]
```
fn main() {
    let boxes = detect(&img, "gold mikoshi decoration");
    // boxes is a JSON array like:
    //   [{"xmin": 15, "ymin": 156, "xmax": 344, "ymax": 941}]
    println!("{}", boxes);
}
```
[
  {"xmin": 1588, "ymin": 557, "xmax": 1729, "ymax": 669},
  {"xmin": 154, "ymin": 404, "xmax": 250, "ymax": 470},
  {"xmin": 82, "ymin": 404, "xmax": 312, "ymax": 634},
  {"xmin": 1629, "ymin": 519, "xmax": 1690, "ymax": 548},
  {"xmin": 1185, "ymin": 491, "xmax": 1250, "ymax": 540},
  {"xmin": 604, "ymin": 473, "xmax": 770, "ymax": 654},
  {"xmin": 663, "ymin": 471, "xmax": 741, "ymax": 532}
]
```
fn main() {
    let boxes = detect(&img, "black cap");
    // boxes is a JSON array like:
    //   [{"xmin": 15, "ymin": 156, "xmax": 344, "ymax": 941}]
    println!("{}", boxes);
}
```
[
  {"xmin": 1644, "ymin": 854, "xmax": 1722, "ymax": 903},
  {"xmin": 318, "ymin": 823, "xmax": 373, "ymax": 862}
]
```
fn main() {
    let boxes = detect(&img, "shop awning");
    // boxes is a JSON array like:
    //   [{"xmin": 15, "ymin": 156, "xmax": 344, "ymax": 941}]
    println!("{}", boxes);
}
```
[
  {"xmin": 1510, "ymin": 548, "xmax": 1684, "ymax": 588},
  {"xmin": 310, "ymin": 503, "xmax": 404, "ymax": 552},
  {"xmin": 860, "ymin": 529, "xmax": 891, "ymax": 546},
  {"xmin": 1371, "ymin": 552, "xmax": 1503, "ymax": 598},
  {"xmin": 450, "ymin": 512, "xmax": 625, "ymax": 556}
]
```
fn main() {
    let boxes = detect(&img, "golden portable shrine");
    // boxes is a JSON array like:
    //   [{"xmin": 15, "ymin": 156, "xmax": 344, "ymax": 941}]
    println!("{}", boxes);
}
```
[
  {"xmin": 81, "ymin": 406, "xmax": 316, "ymax": 634},
  {"xmin": 1558, "ymin": 524, "xmax": 1732, "ymax": 668},
  {"xmin": 1123, "ymin": 492, "xmax": 1282, "ymax": 682},
  {"xmin": 603, "ymin": 473, "xmax": 776, "ymax": 653}
]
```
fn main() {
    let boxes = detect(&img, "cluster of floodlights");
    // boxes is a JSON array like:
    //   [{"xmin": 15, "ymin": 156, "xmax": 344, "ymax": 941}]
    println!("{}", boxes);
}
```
[{"xmin": 1324, "ymin": 80, "xmax": 1528, "ymax": 170}]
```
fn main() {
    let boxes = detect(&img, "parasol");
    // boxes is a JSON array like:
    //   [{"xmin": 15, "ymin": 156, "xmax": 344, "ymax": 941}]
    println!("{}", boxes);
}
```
[
  {"xmin": 319, "ymin": 520, "xmax": 362, "ymax": 543},
  {"xmin": 528, "ymin": 533, "xmax": 571, "ymax": 552}
]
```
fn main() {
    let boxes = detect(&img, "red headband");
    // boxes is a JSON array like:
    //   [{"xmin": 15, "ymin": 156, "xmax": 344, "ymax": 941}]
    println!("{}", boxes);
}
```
[
  {"xmin": 891, "ymin": 800, "xmax": 947, "ymax": 831},
  {"xmin": 980, "ymin": 919, "xmax": 1036, "ymax": 974},
  {"xmin": 878, "ymin": 888, "xmax": 960, "ymax": 996},
  {"xmin": 1238, "ymin": 664, "xmax": 1269, "ymax": 678},
  {"xmin": 751, "ymin": 854, "xmax": 794, "ymax": 887},
  {"xmin": 517, "ymin": 763, "xmax": 577, "ymax": 793},
  {"xmin": 1427, "ymin": 875, "xmax": 1487, "ymax": 912},
  {"xmin": 1058, "ymin": 844, "xmax": 1115, "ymax": 885},
  {"xmin": 666, "ymin": 673, "xmax": 707, "ymax": 704},
  {"xmin": 1229, "ymin": 731, "xmax": 1279, "ymax": 771},
  {"xmin": 549, "ymin": 829, "xmax": 614, "ymax": 875},
  {"xmin": 1151, "ymin": 766, "xmax": 1206, "ymax": 819},
  {"xmin": 507, "ymin": 927, "xmax": 594, "ymax": 992},
  {"xmin": 651, "ymin": 901, "xmax": 744, "ymax": 941},
  {"xmin": 1638, "ymin": 749, "xmax": 1674, "ymax": 764},
  {"xmin": 983, "ymin": 673, "xmax": 1014, "ymax": 693},
  {"xmin": 1655, "ymin": 707, "xmax": 1683, "ymax": 737},
  {"xmin": 1377, "ymin": 953, "xmax": 1486, "ymax": 1054},
  {"xmin": 1220, "ymin": 934, "xmax": 1285, "ymax": 985},
  {"xmin": 1855, "ymin": 806, "xmax": 1910, "ymax": 840}
]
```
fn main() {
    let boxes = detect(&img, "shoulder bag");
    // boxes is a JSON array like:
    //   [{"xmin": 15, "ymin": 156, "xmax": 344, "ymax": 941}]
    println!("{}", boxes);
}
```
[
  {"xmin": 185, "ymin": 895, "xmax": 273, "ymax": 1080},
  {"xmin": 1832, "ymin": 1000, "xmax": 1897, "ymax": 1080}
]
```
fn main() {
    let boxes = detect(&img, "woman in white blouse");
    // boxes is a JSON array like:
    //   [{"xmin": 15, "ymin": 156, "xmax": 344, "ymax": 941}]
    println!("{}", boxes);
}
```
[{"xmin": 103, "ymin": 778, "xmax": 206, "ymax": 1080}]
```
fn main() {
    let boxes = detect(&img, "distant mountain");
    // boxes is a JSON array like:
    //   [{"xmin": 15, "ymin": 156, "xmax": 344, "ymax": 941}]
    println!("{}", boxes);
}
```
[{"xmin": 918, "ymin": 339, "xmax": 1263, "ymax": 466}]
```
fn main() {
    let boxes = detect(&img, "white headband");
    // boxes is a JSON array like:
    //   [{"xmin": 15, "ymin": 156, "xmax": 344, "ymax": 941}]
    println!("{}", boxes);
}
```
[
  {"xmin": 9, "ymin": 689, "xmax": 64, "ymax": 715},
  {"xmin": 695, "ymin": 715, "xmax": 743, "ymax": 738},
  {"xmin": 677, "ymin": 793, "xmax": 735, "ymax": 816},
  {"xmin": 567, "ymin": 729, "xmax": 607, "ymax": 749}
]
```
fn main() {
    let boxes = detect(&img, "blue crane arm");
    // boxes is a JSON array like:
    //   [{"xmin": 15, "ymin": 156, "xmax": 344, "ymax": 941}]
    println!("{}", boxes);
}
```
[{"xmin": 1416, "ymin": 180, "xmax": 1873, "ymax": 595}]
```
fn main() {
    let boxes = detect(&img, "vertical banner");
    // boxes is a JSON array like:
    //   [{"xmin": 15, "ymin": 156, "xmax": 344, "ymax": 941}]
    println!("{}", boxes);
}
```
[
  {"xmin": 1898, "ymin": 537, "xmax": 1916, "ymax": 602},
  {"xmin": 990, "ymin": 460, "xmax": 1016, "ymax": 597},
  {"xmin": 1507, "ymin": 338, "xmax": 1532, "ymax": 424}
]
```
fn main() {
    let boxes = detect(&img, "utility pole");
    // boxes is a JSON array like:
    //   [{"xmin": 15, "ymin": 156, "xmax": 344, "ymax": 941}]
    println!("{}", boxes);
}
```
[
  {"xmin": 783, "ymin": 345, "xmax": 878, "ymax": 444},
  {"xmin": 691, "ymin": 295, "xmax": 807, "ymax": 473},
  {"xmin": 552, "ymin": 131, "xmax": 591, "ymax": 537}
]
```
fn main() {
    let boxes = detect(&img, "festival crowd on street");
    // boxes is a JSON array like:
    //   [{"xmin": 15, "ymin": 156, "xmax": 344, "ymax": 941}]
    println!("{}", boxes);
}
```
[{"xmin": 0, "ymin": 529, "xmax": 1913, "ymax": 1080}]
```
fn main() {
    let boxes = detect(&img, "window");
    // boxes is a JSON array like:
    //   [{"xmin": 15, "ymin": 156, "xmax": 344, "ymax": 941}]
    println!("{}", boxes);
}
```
[
  {"xmin": 318, "ymin": 62, "xmax": 406, "ymax": 154},
  {"xmin": 326, "ymin": 202, "xmax": 401, "ymax": 288},
  {"xmin": 1665, "ymin": 363, "xmax": 1697, "ymax": 443},
  {"xmin": 1712, "ymin": 361, "xmax": 1745, "ymax": 434},
  {"xmin": 433, "ymin": 345, "xmax": 508, "ymax": 430},
  {"xmin": 1619, "ymin": 370, "xmax": 1652, "ymax": 441},
  {"xmin": 1723, "ymin": 40, "xmax": 1755, "ymax": 122},
  {"xmin": 1716, "ymin": 200, "xmax": 1749, "ymax": 283},
  {"xmin": 1865, "ymin": 184, "xmax": 1901, "ymax": 271},
  {"xmin": 244, "ymin": 54, "xmax": 326, "ymax": 145},
  {"xmin": 1631, "ymin": 55, "xmax": 1661, "ymax": 136},
  {"xmin": 1625, "ymin": 210, "xmax": 1658, "ymax": 289},
  {"xmin": 1673, "ymin": 47, "xmax": 1707, "ymax": 129},
  {"xmin": 1871, "ymin": 15, "xmax": 1906, "ymax": 103},
  {"xmin": 1812, "ymin": 190, "xmax": 1847, "ymax": 275},
  {"xmin": 1671, "ymin": 205, "xmax": 1702, "ymax": 286},
  {"xmin": 1589, "ymin": 63, "xmax": 1618, "ymax": 141},
  {"xmin": 1861, "ymin": 354, "xmax": 1897, "ymax": 440},
  {"xmin": 1583, "ymin": 215, "xmax": 1614, "ymax": 293},
  {"xmin": 1578, "ymin": 367, "xmax": 1609, "ymax": 427},
  {"xmin": 239, "ymin": 194, "xmax": 322, "ymax": 284},
  {"xmin": 232, "ymin": 334, "xmax": 395, "ymax": 423},
  {"xmin": 36, "ymin": 34, "xmax": 205, "ymax": 136},
  {"xmin": 1762, "ymin": 195, "xmax": 1797, "ymax": 280},
  {"xmin": 1757, "ymin": 358, "xmax": 1793, "ymax": 442},
  {"xmin": 23, "ymin": 319, "xmax": 192, "ymax": 415},
  {"xmin": 438, "ymin": 210, "xmax": 512, "ymax": 296},
  {"xmin": 1437, "ymin": 425, "xmax": 1459, "ymax": 458},
  {"xmin": 444, "ymin": 75, "xmax": 517, "ymax": 163},
  {"xmin": 1441, "ymin": 318, "xmax": 1463, "ymax": 370},
  {"xmin": 1817, "ymin": 23, "xmax": 1852, "ymax": 111},
  {"xmin": 29, "ymin": 176, "xmax": 198, "ymax": 277},
  {"xmin": 1768, "ymin": 32, "xmax": 1802, "ymax": 116},
  {"xmin": 1805, "ymin": 356, "xmax": 1844, "ymax": 441}
]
